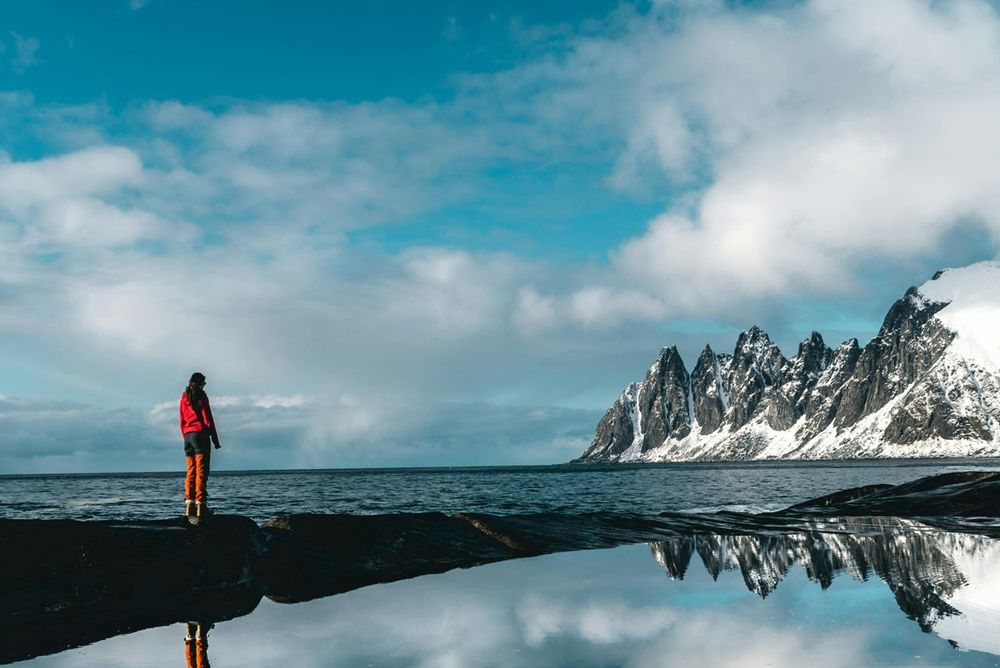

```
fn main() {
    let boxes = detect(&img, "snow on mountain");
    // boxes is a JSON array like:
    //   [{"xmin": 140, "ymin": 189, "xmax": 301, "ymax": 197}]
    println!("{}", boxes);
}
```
[
  {"xmin": 918, "ymin": 261, "xmax": 1000, "ymax": 370},
  {"xmin": 575, "ymin": 262, "xmax": 1000, "ymax": 463}
]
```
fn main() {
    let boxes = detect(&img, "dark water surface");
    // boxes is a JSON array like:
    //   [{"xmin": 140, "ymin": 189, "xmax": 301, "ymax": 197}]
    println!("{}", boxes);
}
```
[
  {"xmin": 3, "ymin": 458, "xmax": 1000, "ymax": 522},
  {"xmin": 22, "ymin": 521, "xmax": 1000, "ymax": 667}
]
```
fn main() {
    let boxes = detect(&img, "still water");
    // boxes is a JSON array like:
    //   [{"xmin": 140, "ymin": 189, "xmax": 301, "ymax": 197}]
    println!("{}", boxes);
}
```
[{"xmin": 19, "ymin": 517, "xmax": 1000, "ymax": 667}]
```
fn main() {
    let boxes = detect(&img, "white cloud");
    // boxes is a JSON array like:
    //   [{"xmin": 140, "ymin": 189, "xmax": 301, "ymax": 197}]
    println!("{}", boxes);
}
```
[
  {"xmin": 512, "ymin": 286, "xmax": 558, "ymax": 336},
  {"xmin": 628, "ymin": 614, "xmax": 870, "ymax": 668},
  {"xmin": 569, "ymin": 287, "xmax": 667, "ymax": 327},
  {"xmin": 132, "ymin": 99, "xmax": 501, "ymax": 233},
  {"xmin": 1, "ymin": 394, "xmax": 597, "ymax": 472},
  {"xmin": 517, "ymin": 595, "xmax": 679, "ymax": 646},
  {"xmin": 0, "ymin": 395, "xmax": 174, "ymax": 474},
  {"xmin": 34, "ymin": 198, "xmax": 168, "ymax": 246},
  {"xmin": 391, "ymin": 247, "xmax": 526, "ymax": 336},
  {"xmin": 0, "ymin": 146, "xmax": 142, "ymax": 212},
  {"xmin": 453, "ymin": 0, "xmax": 1000, "ymax": 325},
  {"xmin": 511, "ymin": 285, "xmax": 667, "ymax": 331},
  {"xmin": 514, "ymin": 594, "xmax": 871, "ymax": 667},
  {"xmin": 603, "ymin": 0, "xmax": 1000, "ymax": 310},
  {"xmin": 210, "ymin": 104, "xmax": 343, "ymax": 158},
  {"xmin": 60, "ymin": 243, "xmax": 530, "ymax": 389},
  {"xmin": 611, "ymin": 102, "xmax": 692, "ymax": 189}
]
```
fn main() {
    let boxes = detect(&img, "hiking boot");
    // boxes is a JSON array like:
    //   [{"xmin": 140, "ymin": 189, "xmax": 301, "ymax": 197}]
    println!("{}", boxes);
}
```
[
  {"xmin": 196, "ymin": 502, "xmax": 213, "ymax": 518},
  {"xmin": 184, "ymin": 500, "xmax": 195, "ymax": 518}
]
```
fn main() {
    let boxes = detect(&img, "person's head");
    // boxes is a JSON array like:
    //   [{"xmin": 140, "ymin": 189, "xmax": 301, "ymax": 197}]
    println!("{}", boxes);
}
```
[{"xmin": 188, "ymin": 372, "xmax": 207, "ymax": 390}]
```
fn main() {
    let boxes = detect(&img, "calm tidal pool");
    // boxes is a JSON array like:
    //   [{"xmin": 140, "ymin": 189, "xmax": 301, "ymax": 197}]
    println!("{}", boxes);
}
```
[{"xmin": 21, "ymin": 519, "xmax": 1000, "ymax": 667}]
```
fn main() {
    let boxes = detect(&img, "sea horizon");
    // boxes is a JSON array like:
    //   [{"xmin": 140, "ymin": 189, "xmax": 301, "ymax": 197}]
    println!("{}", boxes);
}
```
[{"xmin": 6, "ymin": 455, "xmax": 1000, "ymax": 479}]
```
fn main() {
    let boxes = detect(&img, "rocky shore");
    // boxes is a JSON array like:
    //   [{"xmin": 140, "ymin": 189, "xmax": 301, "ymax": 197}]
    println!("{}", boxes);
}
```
[{"xmin": 2, "ymin": 470, "xmax": 999, "ymax": 664}]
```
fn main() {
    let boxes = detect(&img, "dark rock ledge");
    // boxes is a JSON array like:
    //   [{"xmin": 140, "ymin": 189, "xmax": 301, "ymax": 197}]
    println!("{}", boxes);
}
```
[{"xmin": 2, "ymin": 471, "xmax": 1000, "ymax": 664}]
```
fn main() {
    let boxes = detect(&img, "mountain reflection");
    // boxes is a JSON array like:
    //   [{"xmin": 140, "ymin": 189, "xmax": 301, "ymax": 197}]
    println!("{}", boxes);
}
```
[{"xmin": 649, "ymin": 517, "xmax": 1000, "ymax": 652}]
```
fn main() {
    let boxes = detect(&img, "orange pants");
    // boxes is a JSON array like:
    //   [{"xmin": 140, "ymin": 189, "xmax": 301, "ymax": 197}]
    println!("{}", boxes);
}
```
[
  {"xmin": 185, "ymin": 638, "xmax": 209, "ymax": 668},
  {"xmin": 184, "ymin": 453, "xmax": 210, "ymax": 503}
]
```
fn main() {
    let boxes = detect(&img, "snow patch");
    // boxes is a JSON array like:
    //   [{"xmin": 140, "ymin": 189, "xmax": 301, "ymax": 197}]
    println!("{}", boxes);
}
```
[
  {"xmin": 618, "ymin": 383, "xmax": 646, "ymax": 462},
  {"xmin": 919, "ymin": 261, "xmax": 1000, "ymax": 371}
]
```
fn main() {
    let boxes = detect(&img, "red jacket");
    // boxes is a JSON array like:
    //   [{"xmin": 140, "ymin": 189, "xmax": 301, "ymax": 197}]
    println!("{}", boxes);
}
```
[{"xmin": 179, "ymin": 391, "xmax": 216, "ymax": 435}]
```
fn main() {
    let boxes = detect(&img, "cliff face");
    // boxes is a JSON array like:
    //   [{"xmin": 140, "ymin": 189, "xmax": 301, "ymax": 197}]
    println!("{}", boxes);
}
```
[{"xmin": 575, "ymin": 263, "xmax": 1000, "ymax": 463}]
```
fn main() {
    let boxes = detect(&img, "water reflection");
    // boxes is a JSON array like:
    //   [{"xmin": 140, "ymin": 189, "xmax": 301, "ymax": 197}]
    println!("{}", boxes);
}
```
[
  {"xmin": 183, "ymin": 622, "xmax": 213, "ymax": 668},
  {"xmin": 649, "ymin": 517, "xmax": 1000, "ymax": 654},
  {"xmin": 192, "ymin": 523, "xmax": 1000, "ymax": 668},
  {"xmin": 0, "ymin": 581, "xmax": 259, "ymax": 665},
  {"xmin": 17, "ymin": 518, "xmax": 1000, "ymax": 667}
]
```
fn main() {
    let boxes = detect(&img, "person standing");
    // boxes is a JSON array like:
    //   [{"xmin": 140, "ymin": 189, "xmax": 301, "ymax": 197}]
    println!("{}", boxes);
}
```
[{"xmin": 179, "ymin": 372, "xmax": 221, "ymax": 519}]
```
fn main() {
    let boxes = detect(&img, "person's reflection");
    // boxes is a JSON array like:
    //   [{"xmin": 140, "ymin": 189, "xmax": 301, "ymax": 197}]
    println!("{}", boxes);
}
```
[{"xmin": 184, "ymin": 621, "xmax": 213, "ymax": 668}]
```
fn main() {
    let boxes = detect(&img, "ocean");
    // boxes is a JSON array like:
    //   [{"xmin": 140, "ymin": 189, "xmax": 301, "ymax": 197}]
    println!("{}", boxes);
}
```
[{"xmin": 3, "ymin": 458, "xmax": 1000, "ymax": 523}]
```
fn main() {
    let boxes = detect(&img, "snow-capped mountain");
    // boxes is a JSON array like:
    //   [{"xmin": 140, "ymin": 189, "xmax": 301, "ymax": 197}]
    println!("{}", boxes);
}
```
[{"xmin": 575, "ymin": 262, "xmax": 1000, "ymax": 462}]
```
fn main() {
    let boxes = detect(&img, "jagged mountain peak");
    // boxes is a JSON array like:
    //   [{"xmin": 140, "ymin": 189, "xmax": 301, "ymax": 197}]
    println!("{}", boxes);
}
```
[
  {"xmin": 794, "ymin": 331, "xmax": 828, "ymax": 358},
  {"xmin": 657, "ymin": 344, "xmax": 682, "ymax": 358},
  {"xmin": 838, "ymin": 337, "xmax": 860, "ymax": 350},
  {"xmin": 878, "ymin": 282, "xmax": 950, "ymax": 340},
  {"xmin": 801, "ymin": 331, "xmax": 825, "ymax": 347},
  {"xmin": 694, "ymin": 345, "xmax": 718, "ymax": 368},
  {"xmin": 791, "ymin": 332, "xmax": 832, "ymax": 369},
  {"xmin": 648, "ymin": 345, "xmax": 686, "ymax": 376},
  {"xmin": 735, "ymin": 324, "xmax": 770, "ymax": 348},
  {"xmin": 733, "ymin": 326, "xmax": 785, "ymax": 370},
  {"xmin": 576, "ymin": 263, "xmax": 1000, "ymax": 463}
]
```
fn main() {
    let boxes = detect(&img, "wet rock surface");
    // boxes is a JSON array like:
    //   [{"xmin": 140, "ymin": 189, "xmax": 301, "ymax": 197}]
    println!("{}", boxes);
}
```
[
  {"xmin": 258, "ymin": 512, "xmax": 516, "ymax": 603},
  {"xmin": 784, "ymin": 470, "xmax": 1000, "ymax": 520},
  {"xmin": 0, "ymin": 515, "xmax": 263, "ymax": 664},
  {"xmin": 3, "ymin": 470, "xmax": 1000, "ymax": 664}
]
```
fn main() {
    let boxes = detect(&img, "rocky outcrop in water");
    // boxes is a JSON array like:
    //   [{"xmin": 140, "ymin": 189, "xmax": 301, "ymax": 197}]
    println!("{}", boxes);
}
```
[{"xmin": 575, "ymin": 263, "xmax": 1000, "ymax": 462}]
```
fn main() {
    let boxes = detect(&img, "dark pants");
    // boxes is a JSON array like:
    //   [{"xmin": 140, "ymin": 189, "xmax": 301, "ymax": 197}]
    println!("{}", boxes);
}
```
[{"xmin": 183, "ymin": 431, "xmax": 211, "ymax": 502}]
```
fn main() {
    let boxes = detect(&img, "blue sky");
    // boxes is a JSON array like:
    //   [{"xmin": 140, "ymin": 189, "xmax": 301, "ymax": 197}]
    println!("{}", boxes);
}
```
[
  {"xmin": 0, "ymin": 1, "xmax": 629, "ymax": 109},
  {"xmin": 2, "ymin": 0, "xmax": 999, "ymax": 473}
]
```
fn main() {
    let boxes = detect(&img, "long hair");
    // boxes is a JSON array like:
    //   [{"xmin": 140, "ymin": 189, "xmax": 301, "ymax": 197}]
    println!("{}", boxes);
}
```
[{"xmin": 185, "ymin": 372, "xmax": 206, "ymax": 410}]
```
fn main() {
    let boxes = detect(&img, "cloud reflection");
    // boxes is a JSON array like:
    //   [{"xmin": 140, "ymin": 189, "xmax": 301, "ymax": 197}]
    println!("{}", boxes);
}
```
[
  {"xmin": 27, "ymin": 524, "xmax": 1000, "ymax": 667},
  {"xmin": 198, "ymin": 546, "xmax": 969, "ymax": 667}
]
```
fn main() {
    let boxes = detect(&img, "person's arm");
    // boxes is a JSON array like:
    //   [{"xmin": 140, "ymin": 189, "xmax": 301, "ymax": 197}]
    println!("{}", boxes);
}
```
[
  {"xmin": 203, "ymin": 396, "xmax": 221, "ymax": 449},
  {"xmin": 179, "ymin": 395, "xmax": 186, "ymax": 434}
]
